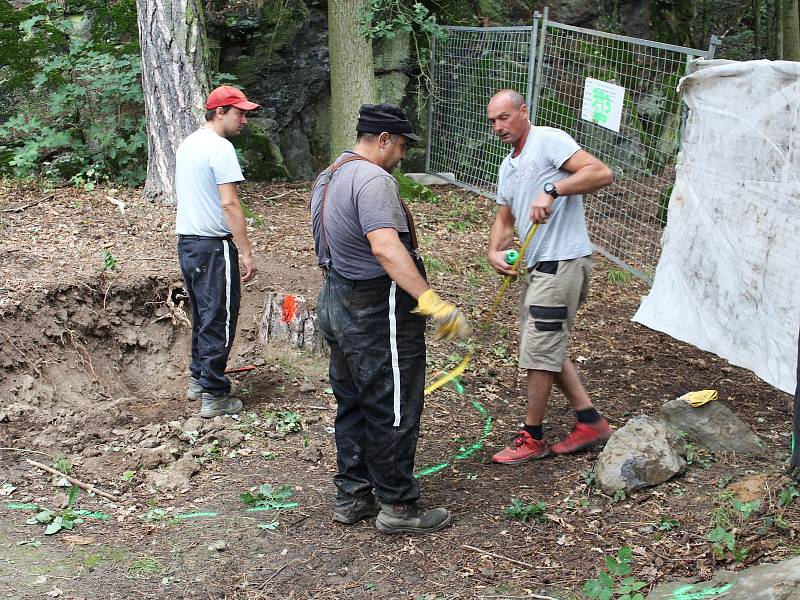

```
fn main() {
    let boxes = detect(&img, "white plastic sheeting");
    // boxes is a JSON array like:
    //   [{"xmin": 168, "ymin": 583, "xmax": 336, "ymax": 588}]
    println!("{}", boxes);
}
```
[{"xmin": 634, "ymin": 59, "xmax": 800, "ymax": 394}]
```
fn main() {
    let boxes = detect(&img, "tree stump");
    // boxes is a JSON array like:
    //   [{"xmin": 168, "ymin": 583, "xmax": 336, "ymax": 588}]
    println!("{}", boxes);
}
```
[{"xmin": 258, "ymin": 293, "xmax": 326, "ymax": 355}]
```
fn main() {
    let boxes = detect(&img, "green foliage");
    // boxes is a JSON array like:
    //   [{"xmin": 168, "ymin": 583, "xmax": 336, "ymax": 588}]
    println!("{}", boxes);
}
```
[
  {"xmin": 583, "ymin": 547, "xmax": 647, "ymax": 600},
  {"xmin": 778, "ymin": 484, "xmax": 799, "ymax": 508},
  {"xmin": 25, "ymin": 485, "xmax": 84, "ymax": 535},
  {"xmin": 263, "ymin": 410, "xmax": 303, "ymax": 434},
  {"xmin": 503, "ymin": 498, "xmax": 546, "ymax": 522},
  {"xmin": 100, "ymin": 249, "xmax": 118, "ymax": 272},
  {"xmin": 708, "ymin": 492, "xmax": 760, "ymax": 562},
  {"xmin": 358, "ymin": 1, "xmax": 446, "ymax": 42},
  {"xmin": 0, "ymin": 1, "xmax": 145, "ymax": 185},
  {"xmin": 607, "ymin": 269, "xmax": 633, "ymax": 284},
  {"xmin": 240, "ymin": 200, "xmax": 265, "ymax": 227},
  {"xmin": 656, "ymin": 516, "xmax": 680, "ymax": 531},
  {"xmin": 240, "ymin": 483, "xmax": 298, "ymax": 510},
  {"xmin": 52, "ymin": 456, "xmax": 71, "ymax": 475},
  {"xmin": 394, "ymin": 170, "xmax": 440, "ymax": 203}
]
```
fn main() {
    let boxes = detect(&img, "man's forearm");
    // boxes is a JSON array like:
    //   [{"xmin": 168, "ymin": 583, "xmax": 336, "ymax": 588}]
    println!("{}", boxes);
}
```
[
  {"xmin": 554, "ymin": 164, "xmax": 613, "ymax": 196},
  {"xmin": 223, "ymin": 203, "xmax": 253, "ymax": 257},
  {"xmin": 375, "ymin": 246, "xmax": 429, "ymax": 299},
  {"xmin": 488, "ymin": 214, "xmax": 515, "ymax": 252}
]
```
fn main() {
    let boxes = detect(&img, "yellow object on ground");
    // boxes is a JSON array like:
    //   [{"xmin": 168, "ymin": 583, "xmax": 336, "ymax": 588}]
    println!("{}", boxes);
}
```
[{"xmin": 679, "ymin": 389, "xmax": 718, "ymax": 407}]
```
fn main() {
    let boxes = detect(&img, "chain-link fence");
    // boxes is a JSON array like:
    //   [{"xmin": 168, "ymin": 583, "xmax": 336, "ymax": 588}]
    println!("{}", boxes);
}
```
[
  {"xmin": 424, "ymin": 26, "xmax": 536, "ymax": 196},
  {"xmin": 426, "ymin": 10, "xmax": 718, "ymax": 282}
]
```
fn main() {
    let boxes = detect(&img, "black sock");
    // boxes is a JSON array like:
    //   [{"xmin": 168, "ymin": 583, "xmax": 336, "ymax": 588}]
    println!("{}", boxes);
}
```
[
  {"xmin": 523, "ymin": 424, "xmax": 543, "ymax": 440},
  {"xmin": 576, "ymin": 407, "xmax": 601, "ymax": 424}
]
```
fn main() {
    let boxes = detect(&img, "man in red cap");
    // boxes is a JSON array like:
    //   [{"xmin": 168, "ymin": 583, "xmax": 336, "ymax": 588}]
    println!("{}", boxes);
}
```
[{"xmin": 175, "ymin": 85, "xmax": 260, "ymax": 418}]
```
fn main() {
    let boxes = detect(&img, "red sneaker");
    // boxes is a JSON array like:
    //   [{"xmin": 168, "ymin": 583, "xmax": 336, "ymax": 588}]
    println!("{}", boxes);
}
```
[
  {"xmin": 552, "ymin": 420, "xmax": 613, "ymax": 455},
  {"xmin": 492, "ymin": 431, "xmax": 550, "ymax": 465}
]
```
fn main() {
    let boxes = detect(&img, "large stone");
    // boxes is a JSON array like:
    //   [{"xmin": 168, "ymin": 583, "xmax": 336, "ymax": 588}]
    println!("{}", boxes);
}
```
[
  {"xmin": 660, "ymin": 398, "xmax": 766, "ymax": 455},
  {"xmin": 647, "ymin": 556, "xmax": 800, "ymax": 600},
  {"xmin": 147, "ymin": 455, "xmax": 200, "ymax": 492},
  {"xmin": 595, "ymin": 415, "xmax": 686, "ymax": 495}
]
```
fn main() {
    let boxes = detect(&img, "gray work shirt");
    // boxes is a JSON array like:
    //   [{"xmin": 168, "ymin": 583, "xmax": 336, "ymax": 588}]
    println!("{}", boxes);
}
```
[{"xmin": 311, "ymin": 152, "xmax": 413, "ymax": 280}]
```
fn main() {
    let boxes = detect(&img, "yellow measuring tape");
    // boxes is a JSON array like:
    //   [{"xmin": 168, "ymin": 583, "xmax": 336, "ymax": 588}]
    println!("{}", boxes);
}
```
[{"xmin": 423, "ymin": 222, "xmax": 540, "ymax": 396}]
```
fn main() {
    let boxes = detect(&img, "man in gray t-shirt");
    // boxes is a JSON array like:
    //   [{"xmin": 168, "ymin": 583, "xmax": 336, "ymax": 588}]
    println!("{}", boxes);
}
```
[
  {"xmin": 486, "ymin": 89, "xmax": 615, "ymax": 465},
  {"xmin": 311, "ymin": 104, "xmax": 469, "ymax": 535}
]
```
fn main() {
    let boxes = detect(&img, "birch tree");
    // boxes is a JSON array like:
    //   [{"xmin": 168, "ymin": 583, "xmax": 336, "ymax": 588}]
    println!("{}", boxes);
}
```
[{"xmin": 136, "ymin": 0, "xmax": 210, "ymax": 204}]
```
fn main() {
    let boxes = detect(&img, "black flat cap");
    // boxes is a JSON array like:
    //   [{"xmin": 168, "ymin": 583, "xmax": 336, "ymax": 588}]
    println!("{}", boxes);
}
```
[{"xmin": 357, "ymin": 103, "xmax": 422, "ymax": 143}]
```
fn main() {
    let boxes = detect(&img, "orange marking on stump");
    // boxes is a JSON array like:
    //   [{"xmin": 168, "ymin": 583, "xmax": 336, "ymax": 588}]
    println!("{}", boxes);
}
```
[{"xmin": 281, "ymin": 295, "xmax": 297, "ymax": 324}]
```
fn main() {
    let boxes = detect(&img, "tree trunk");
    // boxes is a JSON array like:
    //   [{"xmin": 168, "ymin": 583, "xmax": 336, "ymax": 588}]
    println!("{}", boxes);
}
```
[
  {"xmin": 784, "ymin": 0, "xmax": 800, "ymax": 59},
  {"xmin": 753, "ymin": 0, "xmax": 761, "ymax": 56},
  {"xmin": 778, "ymin": 0, "xmax": 785, "ymax": 58},
  {"xmin": 136, "ymin": 0, "xmax": 210, "ymax": 205},
  {"xmin": 258, "ymin": 292, "xmax": 326, "ymax": 354},
  {"xmin": 328, "ymin": 0, "xmax": 376, "ymax": 161}
]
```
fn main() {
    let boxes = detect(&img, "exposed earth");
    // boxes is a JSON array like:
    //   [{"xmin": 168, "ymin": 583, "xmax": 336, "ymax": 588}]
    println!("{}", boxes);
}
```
[{"xmin": 0, "ymin": 179, "xmax": 797, "ymax": 599}]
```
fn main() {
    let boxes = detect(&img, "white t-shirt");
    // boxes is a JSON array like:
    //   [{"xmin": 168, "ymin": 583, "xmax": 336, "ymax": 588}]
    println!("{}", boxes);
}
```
[
  {"xmin": 175, "ymin": 128, "xmax": 244, "ymax": 236},
  {"xmin": 496, "ymin": 126, "xmax": 593, "ymax": 265}
]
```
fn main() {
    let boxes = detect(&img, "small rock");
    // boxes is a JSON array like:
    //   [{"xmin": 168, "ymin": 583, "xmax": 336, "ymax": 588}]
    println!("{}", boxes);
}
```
[
  {"xmin": 298, "ymin": 445, "xmax": 322, "ymax": 463},
  {"xmin": 147, "ymin": 455, "xmax": 200, "ymax": 491},
  {"xmin": 140, "ymin": 437, "xmax": 161, "ymax": 449},
  {"xmin": 208, "ymin": 540, "xmax": 227, "ymax": 552},
  {"xmin": 595, "ymin": 415, "xmax": 686, "ymax": 495},
  {"xmin": 253, "ymin": 357, "xmax": 266, "ymax": 367},
  {"xmin": 660, "ymin": 397, "xmax": 766, "ymax": 455},
  {"xmin": 182, "ymin": 417, "xmax": 204, "ymax": 434},
  {"xmin": 213, "ymin": 429, "xmax": 245, "ymax": 448},
  {"xmin": 132, "ymin": 446, "xmax": 173, "ymax": 470},
  {"xmin": 299, "ymin": 383, "xmax": 315, "ymax": 394},
  {"xmin": 638, "ymin": 525, "xmax": 654, "ymax": 534}
]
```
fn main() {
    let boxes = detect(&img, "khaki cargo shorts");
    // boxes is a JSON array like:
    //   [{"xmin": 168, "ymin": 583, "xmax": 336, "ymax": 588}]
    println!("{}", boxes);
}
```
[{"xmin": 518, "ymin": 255, "xmax": 593, "ymax": 372}]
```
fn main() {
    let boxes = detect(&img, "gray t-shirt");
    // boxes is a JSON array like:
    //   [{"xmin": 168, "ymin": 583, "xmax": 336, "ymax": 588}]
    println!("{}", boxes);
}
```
[
  {"xmin": 175, "ymin": 128, "xmax": 244, "ymax": 236},
  {"xmin": 496, "ymin": 126, "xmax": 593, "ymax": 265},
  {"xmin": 311, "ymin": 152, "xmax": 413, "ymax": 280}
]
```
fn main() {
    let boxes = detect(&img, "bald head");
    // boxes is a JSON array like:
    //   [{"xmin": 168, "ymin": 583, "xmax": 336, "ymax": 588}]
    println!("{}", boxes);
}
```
[
  {"xmin": 489, "ymin": 89, "xmax": 525, "ymax": 109},
  {"xmin": 487, "ymin": 89, "xmax": 530, "ymax": 149}
]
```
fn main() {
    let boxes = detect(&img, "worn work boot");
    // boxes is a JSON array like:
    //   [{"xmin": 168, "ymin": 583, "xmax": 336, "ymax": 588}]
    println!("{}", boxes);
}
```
[
  {"xmin": 333, "ymin": 494, "xmax": 380, "ymax": 525},
  {"xmin": 491, "ymin": 430, "xmax": 550, "ymax": 465},
  {"xmin": 375, "ymin": 502, "xmax": 452, "ymax": 534},
  {"xmin": 552, "ymin": 419, "xmax": 613, "ymax": 455},
  {"xmin": 199, "ymin": 392, "xmax": 243, "ymax": 418},
  {"xmin": 187, "ymin": 376, "xmax": 203, "ymax": 401}
]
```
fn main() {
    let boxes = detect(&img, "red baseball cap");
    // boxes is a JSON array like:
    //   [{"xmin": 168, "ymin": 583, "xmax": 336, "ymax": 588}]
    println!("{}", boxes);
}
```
[{"xmin": 205, "ymin": 85, "xmax": 260, "ymax": 111}]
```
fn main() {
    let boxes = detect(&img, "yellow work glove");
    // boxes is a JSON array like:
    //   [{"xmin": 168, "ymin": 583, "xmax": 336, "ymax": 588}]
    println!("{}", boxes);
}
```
[
  {"xmin": 678, "ymin": 389, "xmax": 718, "ymax": 407},
  {"xmin": 412, "ymin": 289, "xmax": 472, "ymax": 341}
]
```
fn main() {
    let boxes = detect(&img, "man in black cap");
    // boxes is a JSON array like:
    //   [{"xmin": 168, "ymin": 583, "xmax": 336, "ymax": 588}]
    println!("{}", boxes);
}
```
[{"xmin": 311, "ymin": 103, "xmax": 470, "ymax": 534}]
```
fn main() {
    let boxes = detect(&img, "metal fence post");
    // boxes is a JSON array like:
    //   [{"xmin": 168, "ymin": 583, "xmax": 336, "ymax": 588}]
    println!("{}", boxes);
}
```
[
  {"xmin": 526, "ymin": 11, "xmax": 540, "ymax": 109},
  {"xmin": 707, "ymin": 35, "xmax": 722, "ymax": 60},
  {"xmin": 529, "ymin": 6, "xmax": 549, "ymax": 126},
  {"xmin": 425, "ymin": 32, "xmax": 438, "ymax": 175}
]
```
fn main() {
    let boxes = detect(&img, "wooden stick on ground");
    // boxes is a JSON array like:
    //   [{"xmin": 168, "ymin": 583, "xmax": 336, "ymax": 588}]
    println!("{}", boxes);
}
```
[
  {"xmin": 462, "ymin": 544, "xmax": 539, "ymax": 571},
  {"xmin": 25, "ymin": 459, "xmax": 118, "ymax": 502}
]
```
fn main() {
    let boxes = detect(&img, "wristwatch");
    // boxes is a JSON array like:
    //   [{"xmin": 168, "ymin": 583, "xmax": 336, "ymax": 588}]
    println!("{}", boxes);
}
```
[{"xmin": 544, "ymin": 182, "xmax": 559, "ymax": 199}]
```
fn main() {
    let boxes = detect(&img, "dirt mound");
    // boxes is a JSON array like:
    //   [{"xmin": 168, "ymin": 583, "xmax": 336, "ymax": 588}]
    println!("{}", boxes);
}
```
[{"xmin": 0, "ymin": 276, "xmax": 191, "ymax": 452}]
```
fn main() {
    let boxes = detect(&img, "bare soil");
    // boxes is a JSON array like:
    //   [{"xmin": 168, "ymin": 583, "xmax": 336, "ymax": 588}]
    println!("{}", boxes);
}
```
[{"xmin": 0, "ymin": 180, "xmax": 797, "ymax": 600}]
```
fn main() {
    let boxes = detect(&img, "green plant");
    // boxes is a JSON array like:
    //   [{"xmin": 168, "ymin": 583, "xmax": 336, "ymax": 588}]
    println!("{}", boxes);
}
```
[
  {"xmin": 240, "ymin": 483, "xmax": 298, "ymax": 510},
  {"xmin": 101, "ymin": 249, "xmax": 118, "ymax": 272},
  {"xmin": 263, "ymin": 410, "xmax": 303, "ymax": 434},
  {"xmin": 240, "ymin": 200, "xmax": 264, "ymax": 227},
  {"xmin": 0, "ymin": 1, "xmax": 146, "ymax": 185},
  {"xmin": 25, "ymin": 485, "xmax": 83, "ymax": 535},
  {"xmin": 612, "ymin": 489, "xmax": 627, "ymax": 503},
  {"xmin": 583, "ymin": 546, "xmax": 647, "ymax": 600},
  {"xmin": 778, "ymin": 484, "xmax": 799, "ymax": 507},
  {"xmin": 655, "ymin": 516, "xmax": 680, "ymax": 531},
  {"xmin": 707, "ymin": 526, "xmax": 747, "ymax": 562},
  {"xmin": 423, "ymin": 255, "xmax": 451, "ymax": 275},
  {"xmin": 52, "ymin": 456, "xmax": 71, "ymax": 475},
  {"xmin": 393, "ymin": 170, "xmax": 440, "ymax": 203},
  {"xmin": 607, "ymin": 269, "xmax": 633, "ymax": 284},
  {"xmin": 503, "ymin": 498, "xmax": 546, "ymax": 522}
]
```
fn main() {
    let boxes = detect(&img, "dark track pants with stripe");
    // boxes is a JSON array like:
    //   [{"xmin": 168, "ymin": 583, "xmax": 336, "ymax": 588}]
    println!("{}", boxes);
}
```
[
  {"xmin": 178, "ymin": 237, "xmax": 240, "ymax": 395},
  {"xmin": 317, "ymin": 268, "xmax": 427, "ymax": 506}
]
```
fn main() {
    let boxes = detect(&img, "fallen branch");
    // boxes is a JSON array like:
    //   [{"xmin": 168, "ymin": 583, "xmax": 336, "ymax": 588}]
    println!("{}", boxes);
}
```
[
  {"xmin": 462, "ymin": 544, "xmax": 541, "ymax": 572},
  {"xmin": 26, "ymin": 459, "xmax": 118, "ymax": 501},
  {"xmin": 0, "ymin": 447, "xmax": 53, "ymax": 458},
  {"xmin": 1, "ymin": 196, "xmax": 50, "ymax": 213}
]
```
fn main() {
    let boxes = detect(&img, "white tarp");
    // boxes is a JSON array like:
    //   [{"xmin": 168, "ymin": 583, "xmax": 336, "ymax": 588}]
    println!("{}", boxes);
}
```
[{"xmin": 634, "ymin": 59, "xmax": 800, "ymax": 394}]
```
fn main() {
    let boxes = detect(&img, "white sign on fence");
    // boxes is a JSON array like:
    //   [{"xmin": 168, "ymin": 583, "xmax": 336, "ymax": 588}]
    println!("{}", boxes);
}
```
[{"xmin": 581, "ymin": 78, "xmax": 625, "ymax": 132}]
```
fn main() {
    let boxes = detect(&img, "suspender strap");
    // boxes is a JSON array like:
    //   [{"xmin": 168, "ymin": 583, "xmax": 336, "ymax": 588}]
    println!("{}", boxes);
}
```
[{"xmin": 318, "ymin": 154, "xmax": 419, "ymax": 270}]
